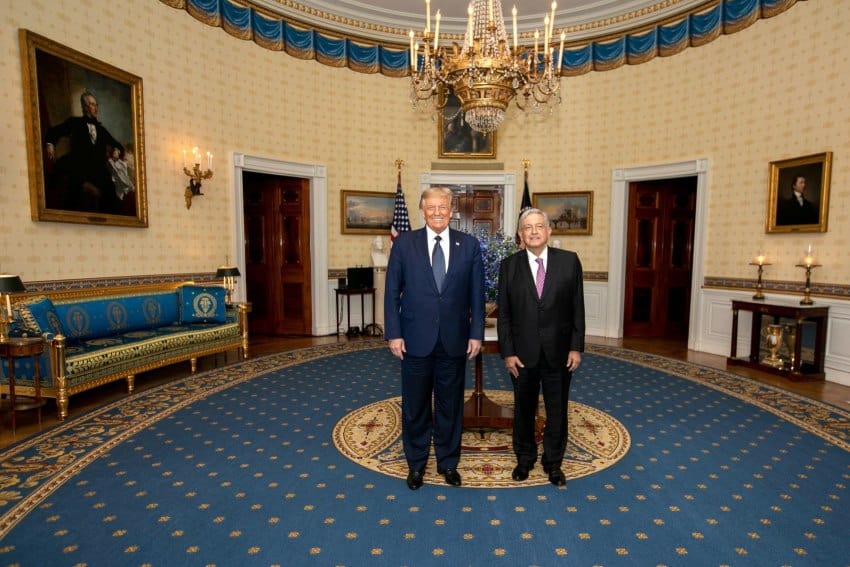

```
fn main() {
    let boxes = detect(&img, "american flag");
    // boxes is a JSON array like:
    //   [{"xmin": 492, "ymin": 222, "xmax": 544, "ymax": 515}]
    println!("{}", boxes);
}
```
[
  {"xmin": 390, "ymin": 180, "xmax": 411, "ymax": 241},
  {"xmin": 515, "ymin": 170, "xmax": 533, "ymax": 245}
]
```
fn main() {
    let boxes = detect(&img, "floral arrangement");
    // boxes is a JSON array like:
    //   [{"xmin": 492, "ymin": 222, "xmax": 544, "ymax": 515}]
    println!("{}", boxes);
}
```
[{"xmin": 473, "ymin": 227, "xmax": 518, "ymax": 303}]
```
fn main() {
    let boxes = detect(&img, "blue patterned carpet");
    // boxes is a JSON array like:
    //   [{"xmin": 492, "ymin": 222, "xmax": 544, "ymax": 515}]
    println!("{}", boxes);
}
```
[{"xmin": 1, "ymin": 341, "xmax": 848, "ymax": 566}]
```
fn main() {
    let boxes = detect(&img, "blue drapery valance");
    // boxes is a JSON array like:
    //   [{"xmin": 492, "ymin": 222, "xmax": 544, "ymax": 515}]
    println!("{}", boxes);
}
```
[{"xmin": 160, "ymin": 0, "xmax": 804, "ymax": 78}]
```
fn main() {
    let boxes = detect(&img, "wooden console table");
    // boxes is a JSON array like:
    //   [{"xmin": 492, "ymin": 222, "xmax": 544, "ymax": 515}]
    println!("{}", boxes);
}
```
[{"xmin": 727, "ymin": 299, "xmax": 829, "ymax": 382}]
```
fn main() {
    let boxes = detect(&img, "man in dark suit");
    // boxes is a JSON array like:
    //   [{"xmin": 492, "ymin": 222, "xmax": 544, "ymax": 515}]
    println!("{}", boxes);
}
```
[
  {"xmin": 385, "ymin": 187, "xmax": 485, "ymax": 490},
  {"xmin": 777, "ymin": 175, "xmax": 819, "ymax": 226},
  {"xmin": 497, "ymin": 207, "xmax": 585, "ymax": 487},
  {"xmin": 44, "ymin": 91, "xmax": 125, "ymax": 214}
]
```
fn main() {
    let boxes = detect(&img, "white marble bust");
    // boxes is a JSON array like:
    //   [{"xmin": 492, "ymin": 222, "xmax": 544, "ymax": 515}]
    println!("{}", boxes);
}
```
[{"xmin": 370, "ymin": 236, "xmax": 388, "ymax": 268}]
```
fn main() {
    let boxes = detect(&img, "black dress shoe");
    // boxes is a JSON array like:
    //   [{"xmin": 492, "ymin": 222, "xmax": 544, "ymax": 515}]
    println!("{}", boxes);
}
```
[
  {"xmin": 547, "ymin": 468, "xmax": 566, "ymax": 487},
  {"xmin": 437, "ymin": 468, "xmax": 462, "ymax": 487},
  {"xmin": 406, "ymin": 469, "xmax": 424, "ymax": 490},
  {"xmin": 511, "ymin": 465, "xmax": 530, "ymax": 481}
]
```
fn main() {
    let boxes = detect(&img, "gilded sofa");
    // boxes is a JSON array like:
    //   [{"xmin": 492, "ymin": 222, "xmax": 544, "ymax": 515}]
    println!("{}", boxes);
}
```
[{"xmin": 4, "ymin": 282, "xmax": 249, "ymax": 420}]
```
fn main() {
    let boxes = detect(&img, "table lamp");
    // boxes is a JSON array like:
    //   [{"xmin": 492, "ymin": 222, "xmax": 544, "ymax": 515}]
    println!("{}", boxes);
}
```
[
  {"xmin": 215, "ymin": 265, "xmax": 240, "ymax": 305},
  {"xmin": 0, "ymin": 274, "xmax": 26, "ymax": 341}
]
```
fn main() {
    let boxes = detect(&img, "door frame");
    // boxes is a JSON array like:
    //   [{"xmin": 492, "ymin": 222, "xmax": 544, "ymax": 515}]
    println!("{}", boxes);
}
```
[
  {"xmin": 419, "ymin": 170, "xmax": 517, "ymax": 234},
  {"xmin": 607, "ymin": 158, "xmax": 709, "ymax": 349},
  {"xmin": 232, "ymin": 153, "xmax": 330, "ymax": 336}
]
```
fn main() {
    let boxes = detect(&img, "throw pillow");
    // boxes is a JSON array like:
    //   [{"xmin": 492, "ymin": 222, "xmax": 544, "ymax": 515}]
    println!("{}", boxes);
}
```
[
  {"xmin": 13, "ymin": 295, "xmax": 65, "ymax": 338},
  {"xmin": 179, "ymin": 285, "xmax": 226, "ymax": 324}
]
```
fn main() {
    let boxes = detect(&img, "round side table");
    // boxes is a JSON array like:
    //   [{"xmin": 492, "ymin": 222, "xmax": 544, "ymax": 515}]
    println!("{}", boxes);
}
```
[{"xmin": 0, "ymin": 337, "xmax": 46, "ymax": 434}]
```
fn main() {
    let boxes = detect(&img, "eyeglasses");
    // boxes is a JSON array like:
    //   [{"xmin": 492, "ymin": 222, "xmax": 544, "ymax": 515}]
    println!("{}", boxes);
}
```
[{"xmin": 520, "ymin": 223, "xmax": 547, "ymax": 232}]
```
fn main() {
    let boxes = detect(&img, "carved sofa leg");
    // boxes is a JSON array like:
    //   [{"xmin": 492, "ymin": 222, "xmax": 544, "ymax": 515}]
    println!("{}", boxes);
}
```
[
  {"xmin": 50, "ymin": 334, "xmax": 69, "ymax": 421},
  {"xmin": 127, "ymin": 374, "xmax": 135, "ymax": 392},
  {"xmin": 190, "ymin": 357, "xmax": 197, "ymax": 373}
]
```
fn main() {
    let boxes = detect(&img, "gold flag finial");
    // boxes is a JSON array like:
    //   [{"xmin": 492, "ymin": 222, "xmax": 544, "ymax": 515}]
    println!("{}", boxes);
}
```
[
  {"xmin": 522, "ymin": 159, "xmax": 531, "ymax": 171},
  {"xmin": 395, "ymin": 159, "xmax": 404, "ymax": 171}
]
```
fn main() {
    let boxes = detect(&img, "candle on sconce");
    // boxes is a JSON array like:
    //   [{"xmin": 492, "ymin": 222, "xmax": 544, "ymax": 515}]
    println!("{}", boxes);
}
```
[
  {"xmin": 558, "ymin": 31, "xmax": 565, "ymax": 71},
  {"xmin": 512, "ymin": 6, "xmax": 518, "ymax": 53},
  {"xmin": 182, "ymin": 149, "xmax": 187, "ymax": 168},
  {"xmin": 754, "ymin": 252, "xmax": 766, "ymax": 266},
  {"xmin": 425, "ymin": 0, "xmax": 430, "ymax": 34},
  {"xmin": 5, "ymin": 294, "xmax": 11, "ymax": 319},
  {"xmin": 409, "ymin": 30, "xmax": 415, "ymax": 69},
  {"xmin": 468, "ymin": 4, "xmax": 475, "ymax": 48},
  {"xmin": 433, "ymin": 10, "xmax": 441, "ymax": 51},
  {"xmin": 488, "ymin": 0, "xmax": 493, "ymax": 22},
  {"xmin": 207, "ymin": 151, "xmax": 213, "ymax": 172},
  {"xmin": 533, "ymin": 29, "xmax": 539, "ymax": 61},
  {"xmin": 549, "ymin": 1, "xmax": 557, "ymax": 43},
  {"xmin": 192, "ymin": 147, "xmax": 200, "ymax": 166},
  {"xmin": 803, "ymin": 244, "xmax": 814, "ymax": 267},
  {"xmin": 544, "ymin": 15, "xmax": 550, "ymax": 49}
]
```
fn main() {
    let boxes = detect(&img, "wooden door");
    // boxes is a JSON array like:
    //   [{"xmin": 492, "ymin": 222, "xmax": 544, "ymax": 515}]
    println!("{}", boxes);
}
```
[
  {"xmin": 450, "ymin": 188, "xmax": 502, "ymax": 234},
  {"xmin": 623, "ymin": 177, "xmax": 696, "ymax": 338},
  {"xmin": 243, "ymin": 172, "xmax": 312, "ymax": 335}
]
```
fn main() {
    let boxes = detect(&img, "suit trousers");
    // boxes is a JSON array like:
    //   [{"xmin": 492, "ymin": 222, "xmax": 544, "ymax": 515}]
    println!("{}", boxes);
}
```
[
  {"xmin": 512, "ymin": 348, "xmax": 572, "ymax": 470},
  {"xmin": 401, "ymin": 340, "xmax": 466, "ymax": 472}
]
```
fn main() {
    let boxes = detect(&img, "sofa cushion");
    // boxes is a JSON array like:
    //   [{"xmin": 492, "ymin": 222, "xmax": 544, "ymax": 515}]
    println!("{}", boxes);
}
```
[
  {"xmin": 53, "ymin": 291, "xmax": 180, "ymax": 342},
  {"xmin": 179, "ymin": 285, "xmax": 226, "ymax": 323},
  {"xmin": 14, "ymin": 295, "xmax": 64, "ymax": 338}
]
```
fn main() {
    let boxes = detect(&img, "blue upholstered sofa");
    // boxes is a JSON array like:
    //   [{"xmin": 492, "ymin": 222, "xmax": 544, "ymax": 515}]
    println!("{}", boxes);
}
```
[{"xmin": 4, "ymin": 282, "xmax": 249, "ymax": 420}]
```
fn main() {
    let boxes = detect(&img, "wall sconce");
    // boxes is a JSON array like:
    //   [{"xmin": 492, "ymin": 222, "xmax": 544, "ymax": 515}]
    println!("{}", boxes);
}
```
[
  {"xmin": 183, "ymin": 146, "xmax": 213, "ymax": 209},
  {"xmin": 216, "ymin": 264, "xmax": 240, "ymax": 304},
  {"xmin": 0, "ymin": 274, "xmax": 26, "ymax": 341}
]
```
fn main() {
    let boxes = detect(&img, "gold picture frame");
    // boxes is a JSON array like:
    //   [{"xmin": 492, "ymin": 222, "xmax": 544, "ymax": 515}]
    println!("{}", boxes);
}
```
[
  {"xmin": 341, "ymin": 190, "xmax": 395, "ymax": 235},
  {"xmin": 20, "ymin": 29, "xmax": 148, "ymax": 227},
  {"xmin": 437, "ymin": 92, "xmax": 496, "ymax": 159},
  {"xmin": 532, "ymin": 191, "xmax": 593, "ymax": 235},
  {"xmin": 766, "ymin": 152, "xmax": 831, "ymax": 234}
]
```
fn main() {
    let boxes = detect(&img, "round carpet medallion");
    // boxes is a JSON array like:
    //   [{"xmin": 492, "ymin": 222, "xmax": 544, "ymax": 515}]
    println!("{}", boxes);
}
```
[{"xmin": 333, "ymin": 389, "xmax": 631, "ymax": 488}]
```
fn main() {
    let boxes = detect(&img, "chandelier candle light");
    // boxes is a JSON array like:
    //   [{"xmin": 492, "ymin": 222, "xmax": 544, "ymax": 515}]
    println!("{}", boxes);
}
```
[
  {"xmin": 410, "ymin": 0, "xmax": 564, "ymax": 133},
  {"xmin": 749, "ymin": 251, "xmax": 770, "ymax": 300},
  {"xmin": 795, "ymin": 244, "xmax": 820, "ymax": 306},
  {"xmin": 182, "ymin": 147, "xmax": 213, "ymax": 209}
]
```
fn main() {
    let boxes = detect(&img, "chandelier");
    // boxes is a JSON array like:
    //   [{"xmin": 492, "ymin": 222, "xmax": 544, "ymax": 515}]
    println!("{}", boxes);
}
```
[{"xmin": 409, "ymin": 0, "xmax": 564, "ymax": 133}]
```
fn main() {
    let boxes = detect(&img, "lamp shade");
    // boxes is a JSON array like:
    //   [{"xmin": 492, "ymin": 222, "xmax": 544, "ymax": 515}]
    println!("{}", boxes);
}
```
[
  {"xmin": 215, "ymin": 266, "xmax": 240, "ymax": 278},
  {"xmin": 0, "ymin": 274, "xmax": 25, "ymax": 293}
]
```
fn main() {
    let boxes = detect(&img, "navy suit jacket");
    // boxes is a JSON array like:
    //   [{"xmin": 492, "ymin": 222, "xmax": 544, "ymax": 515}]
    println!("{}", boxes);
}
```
[
  {"xmin": 497, "ymin": 247, "xmax": 585, "ymax": 367},
  {"xmin": 384, "ymin": 228, "xmax": 485, "ymax": 358}
]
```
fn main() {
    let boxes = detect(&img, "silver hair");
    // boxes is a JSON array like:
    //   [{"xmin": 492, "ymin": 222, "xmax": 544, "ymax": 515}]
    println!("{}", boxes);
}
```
[
  {"xmin": 517, "ymin": 207, "xmax": 550, "ymax": 227},
  {"xmin": 419, "ymin": 186, "xmax": 453, "ymax": 209}
]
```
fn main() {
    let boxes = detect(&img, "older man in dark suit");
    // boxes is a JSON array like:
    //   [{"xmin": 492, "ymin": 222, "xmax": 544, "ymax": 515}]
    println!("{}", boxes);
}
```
[
  {"xmin": 44, "ymin": 91, "xmax": 125, "ymax": 214},
  {"xmin": 385, "ymin": 187, "xmax": 485, "ymax": 490},
  {"xmin": 498, "ymin": 207, "xmax": 585, "ymax": 486}
]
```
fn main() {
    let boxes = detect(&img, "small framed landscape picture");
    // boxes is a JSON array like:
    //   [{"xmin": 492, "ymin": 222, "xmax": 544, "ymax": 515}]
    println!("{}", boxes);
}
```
[
  {"xmin": 533, "ymin": 191, "xmax": 593, "ymax": 235},
  {"xmin": 766, "ymin": 152, "xmax": 831, "ymax": 234},
  {"xmin": 341, "ymin": 190, "xmax": 395, "ymax": 235}
]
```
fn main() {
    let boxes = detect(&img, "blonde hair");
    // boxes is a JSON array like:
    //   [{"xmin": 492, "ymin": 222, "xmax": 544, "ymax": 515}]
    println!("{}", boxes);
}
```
[{"xmin": 419, "ymin": 186, "xmax": 453, "ymax": 209}]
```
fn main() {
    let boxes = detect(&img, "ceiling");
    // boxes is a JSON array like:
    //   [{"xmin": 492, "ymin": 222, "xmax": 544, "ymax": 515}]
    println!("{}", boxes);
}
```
[{"xmin": 259, "ymin": 0, "xmax": 703, "ymax": 43}]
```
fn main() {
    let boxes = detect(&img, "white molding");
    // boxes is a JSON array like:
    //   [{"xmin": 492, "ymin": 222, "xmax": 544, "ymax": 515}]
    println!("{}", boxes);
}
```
[
  {"xmin": 420, "ymin": 170, "xmax": 517, "ymax": 235},
  {"xmin": 696, "ymin": 287, "xmax": 850, "ymax": 386},
  {"xmin": 607, "ymin": 158, "xmax": 709, "ymax": 352},
  {"xmin": 232, "ymin": 153, "xmax": 331, "ymax": 336}
]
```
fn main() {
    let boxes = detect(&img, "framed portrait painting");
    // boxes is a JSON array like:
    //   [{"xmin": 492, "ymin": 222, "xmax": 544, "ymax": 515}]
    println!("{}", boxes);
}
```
[
  {"xmin": 533, "ymin": 191, "xmax": 593, "ymax": 235},
  {"xmin": 20, "ymin": 29, "xmax": 148, "ymax": 227},
  {"xmin": 438, "ymin": 92, "xmax": 496, "ymax": 159},
  {"xmin": 341, "ymin": 190, "xmax": 395, "ymax": 235},
  {"xmin": 766, "ymin": 152, "xmax": 831, "ymax": 234}
]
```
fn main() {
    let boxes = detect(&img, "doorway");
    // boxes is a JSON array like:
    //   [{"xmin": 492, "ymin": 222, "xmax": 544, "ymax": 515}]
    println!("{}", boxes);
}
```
[
  {"xmin": 242, "ymin": 172, "xmax": 312, "ymax": 335},
  {"xmin": 606, "ymin": 159, "xmax": 709, "ymax": 350},
  {"xmin": 623, "ymin": 177, "xmax": 696, "ymax": 339}
]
